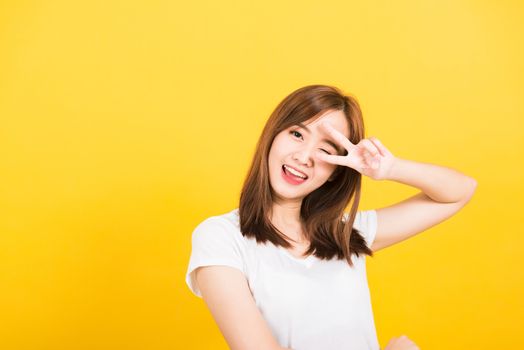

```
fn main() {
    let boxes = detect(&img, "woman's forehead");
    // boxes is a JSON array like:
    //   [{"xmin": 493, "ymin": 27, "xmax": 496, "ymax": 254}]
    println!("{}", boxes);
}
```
[{"xmin": 303, "ymin": 110, "xmax": 349, "ymax": 137}]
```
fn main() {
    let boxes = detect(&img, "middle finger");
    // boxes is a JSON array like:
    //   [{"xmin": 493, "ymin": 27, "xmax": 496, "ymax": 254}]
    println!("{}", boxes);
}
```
[{"xmin": 359, "ymin": 139, "xmax": 379, "ymax": 157}]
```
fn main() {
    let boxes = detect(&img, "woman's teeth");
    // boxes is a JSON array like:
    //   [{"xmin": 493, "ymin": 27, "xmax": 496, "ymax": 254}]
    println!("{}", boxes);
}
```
[{"xmin": 283, "ymin": 165, "xmax": 307, "ymax": 179}]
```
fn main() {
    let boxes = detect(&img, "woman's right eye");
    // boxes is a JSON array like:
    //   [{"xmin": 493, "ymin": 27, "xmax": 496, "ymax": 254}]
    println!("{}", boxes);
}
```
[{"xmin": 290, "ymin": 130, "xmax": 303, "ymax": 139}]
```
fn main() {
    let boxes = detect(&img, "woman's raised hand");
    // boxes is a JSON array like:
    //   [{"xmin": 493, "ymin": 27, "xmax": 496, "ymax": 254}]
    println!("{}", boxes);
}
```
[{"xmin": 316, "ymin": 121, "xmax": 397, "ymax": 181}]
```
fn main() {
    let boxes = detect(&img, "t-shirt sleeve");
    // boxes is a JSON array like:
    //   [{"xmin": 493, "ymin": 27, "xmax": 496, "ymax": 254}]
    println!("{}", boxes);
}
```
[
  {"xmin": 185, "ymin": 216, "xmax": 246, "ymax": 298},
  {"xmin": 346, "ymin": 210, "xmax": 379, "ymax": 249}
]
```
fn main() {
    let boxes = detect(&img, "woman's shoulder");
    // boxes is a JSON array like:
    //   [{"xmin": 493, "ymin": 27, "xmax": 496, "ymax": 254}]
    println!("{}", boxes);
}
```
[
  {"xmin": 196, "ymin": 208, "xmax": 240, "ymax": 229},
  {"xmin": 343, "ymin": 209, "xmax": 374, "ymax": 224},
  {"xmin": 343, "ymin": 209, "xmax": 377, "ymax": 233},
  {"xmin": 344, "ymin": 209, "xmax": 378, "ymax": 247},
  {"xmin": 192, "ymin": 208, "xmax": 243, "ymax": 243}
]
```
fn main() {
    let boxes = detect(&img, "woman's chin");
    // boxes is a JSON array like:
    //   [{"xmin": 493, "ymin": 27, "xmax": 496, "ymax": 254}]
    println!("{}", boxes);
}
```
[{"xmin": 274, "ymin": 190, "xmax": 307, "ymax": 203}]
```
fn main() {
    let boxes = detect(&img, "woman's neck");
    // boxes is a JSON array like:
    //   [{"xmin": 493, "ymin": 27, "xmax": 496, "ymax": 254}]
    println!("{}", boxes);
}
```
[{"xmin": 270, "ymin": 201, "xmax": 307, "ymax": 244}]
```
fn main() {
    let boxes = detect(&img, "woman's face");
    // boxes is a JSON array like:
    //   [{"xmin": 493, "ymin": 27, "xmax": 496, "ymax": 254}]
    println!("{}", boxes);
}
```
[{"xmin": 268, "ymin": 109, "xmax": 350, "ymax": 204}]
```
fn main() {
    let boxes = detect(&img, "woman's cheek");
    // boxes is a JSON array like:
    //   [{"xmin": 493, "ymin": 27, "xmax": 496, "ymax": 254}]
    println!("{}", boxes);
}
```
[{"xmin": 316, "ymin": 168, "xmax": 331, "ymax": 182}]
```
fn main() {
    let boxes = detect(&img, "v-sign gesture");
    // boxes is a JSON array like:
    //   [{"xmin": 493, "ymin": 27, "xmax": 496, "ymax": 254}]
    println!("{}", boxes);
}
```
[{"xmin": 316, "ymin": 121, "xmax": 397, "ymax": 181}]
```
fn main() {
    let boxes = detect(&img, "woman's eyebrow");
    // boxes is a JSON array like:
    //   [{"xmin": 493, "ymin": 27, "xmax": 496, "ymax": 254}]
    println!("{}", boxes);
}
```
[{"xmin": 296, "ymin": 122, "xmax": 343, "ymax": 154}]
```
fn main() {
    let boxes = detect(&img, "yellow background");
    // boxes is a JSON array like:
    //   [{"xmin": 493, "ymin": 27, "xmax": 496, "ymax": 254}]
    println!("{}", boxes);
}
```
[{"xmin": 1, "ymin": 0, "xmax": 522, "ymax": 349}]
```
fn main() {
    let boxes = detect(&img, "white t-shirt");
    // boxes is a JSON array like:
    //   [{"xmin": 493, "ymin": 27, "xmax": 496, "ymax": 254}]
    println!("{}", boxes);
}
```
[{"xmin": 185, "ymin": 208, "xmax": 380, "ymax": 350}]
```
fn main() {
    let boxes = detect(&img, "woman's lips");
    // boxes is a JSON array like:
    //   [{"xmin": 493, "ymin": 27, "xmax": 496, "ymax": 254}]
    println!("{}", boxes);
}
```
[
  {"xmin": 281, "ymin": 165, "xmax": 307, "ymax": 185},
  {"xmin": 284, "ymin": 164, "xmax": 308, "ymax": 178}
]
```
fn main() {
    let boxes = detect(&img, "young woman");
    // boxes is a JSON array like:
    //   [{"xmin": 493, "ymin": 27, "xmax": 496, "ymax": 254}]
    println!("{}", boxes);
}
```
[{"xmin": 185, "ymin": 85, "xmax": 477, "ymax": 350}]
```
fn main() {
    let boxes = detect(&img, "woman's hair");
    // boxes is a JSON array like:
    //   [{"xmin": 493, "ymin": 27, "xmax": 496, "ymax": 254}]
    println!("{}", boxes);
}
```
[{"xmin": 239, "ymin": 84, "xmax": 373, "ymax": 267}]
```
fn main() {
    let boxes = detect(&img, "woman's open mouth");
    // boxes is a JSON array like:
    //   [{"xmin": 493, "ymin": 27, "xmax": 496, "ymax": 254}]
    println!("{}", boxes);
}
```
[{"xmin": 281, "ymin": 164, "xmax": 308, "ymax": 185}]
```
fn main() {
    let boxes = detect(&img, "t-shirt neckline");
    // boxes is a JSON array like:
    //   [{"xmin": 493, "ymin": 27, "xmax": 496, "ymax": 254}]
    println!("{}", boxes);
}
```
[{"xmin": 276, "ymin": 244, "xmax": 318, "ymax": 266}]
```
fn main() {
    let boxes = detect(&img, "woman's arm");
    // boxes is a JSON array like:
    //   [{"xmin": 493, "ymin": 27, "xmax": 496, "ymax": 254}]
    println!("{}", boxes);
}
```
[
  {"xmin": 316, "ymin": 122, "xmax": 478, "ymax": 252},
  {"xmin": 371, "ymin": 157, "xmax": 477, "ymax": 252},
  {"xmin": 196, "ymin": 265, "xmax": 285, "ymax": 350},
  {"xmin": 385, "ymin": 157, "xmax": 477, "ymax": 203}
]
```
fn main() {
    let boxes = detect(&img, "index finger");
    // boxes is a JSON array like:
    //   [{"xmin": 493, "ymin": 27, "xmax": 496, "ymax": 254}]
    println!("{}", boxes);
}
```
[{"xmin": 319, "ymin": 121, "xmax": 356, "ymax": 155}]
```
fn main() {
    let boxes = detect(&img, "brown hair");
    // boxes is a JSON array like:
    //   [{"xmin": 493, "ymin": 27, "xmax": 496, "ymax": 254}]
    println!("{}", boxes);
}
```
[{"xmin": 238, "ymin": 84, "xmax": 373, "ymax": 267}]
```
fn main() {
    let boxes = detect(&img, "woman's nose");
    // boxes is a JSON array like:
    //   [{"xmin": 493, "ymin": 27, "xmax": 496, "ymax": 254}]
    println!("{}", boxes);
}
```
[{"xmin": 293, "ymin": 148, "xmax": 314, "ymax": 166}]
